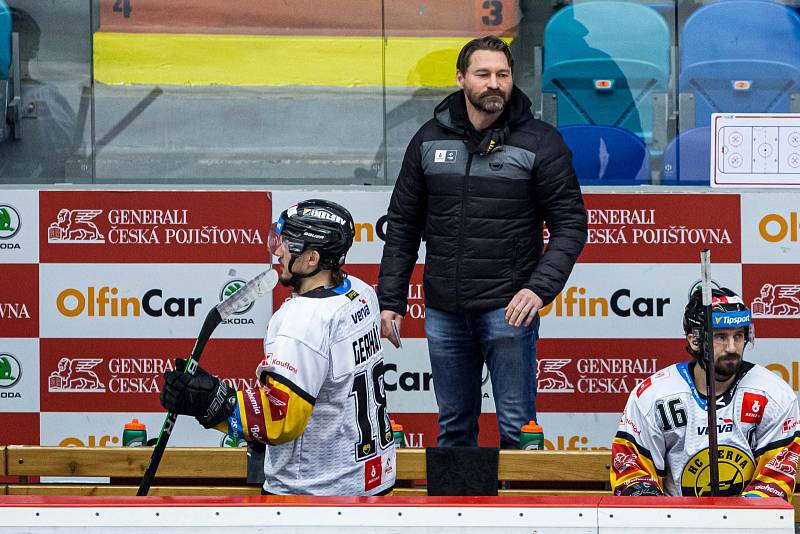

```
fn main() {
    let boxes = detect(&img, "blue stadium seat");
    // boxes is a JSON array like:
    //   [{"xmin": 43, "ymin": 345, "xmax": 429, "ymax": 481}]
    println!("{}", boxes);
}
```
[
  {"xmin": 0, "ymin": 1, "xmax": 9, "ymax": 80},
  {"xmin": 559, "ymin": 125, "xmax": 651, "ymax": 185},
  {"xmin": 660, "ymin": 126, "xmax": 711, "ymax": 185},
  {"xmin": 542, "ymin": 1, "xmax": 670, "ymax": 145},
  {"xmin": 680, "ymin": 0, "xmax": 800, "ymax": 127},
  {"xmin": 0, "ymin": 0, "xmax": 19, "ymax": 143}
]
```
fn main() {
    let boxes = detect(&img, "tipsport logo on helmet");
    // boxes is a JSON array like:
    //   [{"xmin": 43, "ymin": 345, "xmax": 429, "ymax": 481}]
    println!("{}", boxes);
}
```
[{"xmin": 712, "ymin": 310, "xmax": 752, "ymax": 329}]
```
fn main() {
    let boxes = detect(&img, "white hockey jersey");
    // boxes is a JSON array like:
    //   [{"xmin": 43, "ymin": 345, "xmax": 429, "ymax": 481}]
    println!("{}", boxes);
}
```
[
  {"xmin": 224, "ymin": 275, "xmax": 395, "ymax": 495},
  {"xmin": 612, "ymin": 361, "xmax": 800, "ymax": 500}
]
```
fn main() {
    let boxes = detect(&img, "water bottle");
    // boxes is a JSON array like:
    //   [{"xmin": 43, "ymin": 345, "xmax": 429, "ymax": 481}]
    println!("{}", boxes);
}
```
[
  {"xmin": 519, "ymin": 420, "xmax": 544, "ymax": 450},
  {"xmin": 391, "ymin": 419, "xmax": 405, "ymax": 448},
  {"xmin": 122, "ymin": 418, "xmax": 147, "ymax": 447}
]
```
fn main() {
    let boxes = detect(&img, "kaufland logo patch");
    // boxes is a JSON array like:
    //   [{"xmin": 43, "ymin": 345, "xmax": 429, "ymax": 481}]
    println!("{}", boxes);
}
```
[
  {"xmin": 712, "ymin": 310, "xmax": 751, "ymax": 328},
  {"xmin": 0, "ymin": 204, "xmax": 21, "ymax": 240}
]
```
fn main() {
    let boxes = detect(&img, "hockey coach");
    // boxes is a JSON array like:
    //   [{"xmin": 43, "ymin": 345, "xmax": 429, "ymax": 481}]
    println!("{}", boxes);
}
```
[{"xmin": 377, "ymin": 35, "xmax": 587, "ymax": 449}]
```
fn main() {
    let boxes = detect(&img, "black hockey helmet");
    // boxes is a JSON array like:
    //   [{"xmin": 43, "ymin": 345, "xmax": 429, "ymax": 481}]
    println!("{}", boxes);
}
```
[
  {"xmin": 683, "ymin": 284, "xmax": 753, "ymax": 357},
  {"xmin": 269, "ymin": 199, "xmax": 355, "ymax": 270}
]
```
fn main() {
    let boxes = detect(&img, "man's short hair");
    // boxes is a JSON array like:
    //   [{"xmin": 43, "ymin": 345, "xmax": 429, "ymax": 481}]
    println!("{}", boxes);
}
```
[{"xmin": 456, "ymin": 35, "xmax": 514, "ymax": 74}]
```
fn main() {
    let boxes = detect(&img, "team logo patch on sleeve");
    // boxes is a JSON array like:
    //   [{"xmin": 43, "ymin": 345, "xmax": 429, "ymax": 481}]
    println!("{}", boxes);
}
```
[
  {"xmin": 267, "ymin": 386, "xmax": 289, "ymax": 421},
  {"xmin": 741, "ymin": 392, "xmax": 768, "ymax": 424},
  {"xmin": 766, "ymin": 448, "xmax": 799, "ymax": 477},
  {"xmin": 364, "ymin": 456, "xmax": 383, "ymax": 491}
]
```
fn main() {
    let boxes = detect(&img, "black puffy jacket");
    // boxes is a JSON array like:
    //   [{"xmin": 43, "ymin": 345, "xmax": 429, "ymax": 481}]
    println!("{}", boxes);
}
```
[{"xmin": 378, "ymin": 87, "xmax": 587, "ymax": 315}]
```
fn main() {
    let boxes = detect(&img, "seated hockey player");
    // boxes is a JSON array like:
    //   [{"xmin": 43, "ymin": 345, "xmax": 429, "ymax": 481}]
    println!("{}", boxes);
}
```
[
  {"xmin": 160, "ymin": 199, "xmax": 395, "ymax": 495},
  {"xmin": 611, "ymin": 285, "xmax": 800, "ymax": 499}
]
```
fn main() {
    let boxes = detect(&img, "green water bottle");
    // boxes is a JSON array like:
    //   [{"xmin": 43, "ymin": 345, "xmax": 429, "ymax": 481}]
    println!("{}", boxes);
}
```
[
  {"xmin": 122, "ymin": 418, "xmax": 147, "ymax": 447},
  {"xmin": 519, "ymin": 420, "xmax": 544, "ymax": 450},
  {"xmin": 391, "ymin": 419, "xmax": 405, "ymax": 448}
]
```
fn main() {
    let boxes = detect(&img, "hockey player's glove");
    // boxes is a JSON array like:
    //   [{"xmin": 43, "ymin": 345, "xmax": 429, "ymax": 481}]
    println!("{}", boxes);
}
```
[
  {"xmin": 160, "ymin": 358, "xmax": 236, "ymax": 429},
  {"xmin": 620, "ymin": 481, "xmax": 664, "ymax": 497}
]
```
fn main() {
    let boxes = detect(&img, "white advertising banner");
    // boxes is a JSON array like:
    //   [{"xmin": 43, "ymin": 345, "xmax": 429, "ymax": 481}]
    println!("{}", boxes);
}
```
[
  {"xmin": 271, "ymin": 190, "xmax": 425, "ymax": 264},
  {"xmin": 40, "ymin": 411, "xmax": 236, "ymax": 448},
  {"xmin": 39, "ymin": 263, "xmax": 272, "ymax": 339},
  {"xmin": 741, "ymin": 193, "xmax": 800, "ymax": 264},
  {"xmin": 0, "ymin": 189, "xmax": 39, "ymax": 263},
  {"xmin": 0, "ymin": 338, "xmax": 39, "ymax": 412},
  {"xmin": 537, "ymin": 263, "xmax": 742, "ymax": 339}
]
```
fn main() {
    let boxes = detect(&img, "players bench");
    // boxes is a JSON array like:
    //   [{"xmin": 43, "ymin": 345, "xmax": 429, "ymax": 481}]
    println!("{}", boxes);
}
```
[{"xmin": 1, "ymin": 446, "xmax": 797, "ymax": 521}]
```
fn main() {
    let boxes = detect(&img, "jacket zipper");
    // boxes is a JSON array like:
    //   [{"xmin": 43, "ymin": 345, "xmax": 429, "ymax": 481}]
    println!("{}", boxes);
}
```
[{"xmin": 455, "ymin": 152, "xmax": 473, "ymax": 308}]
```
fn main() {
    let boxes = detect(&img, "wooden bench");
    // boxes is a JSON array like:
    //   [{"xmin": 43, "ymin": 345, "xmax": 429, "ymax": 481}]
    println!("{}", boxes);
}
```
[
  {"xmin": 3, "ymin": 446, "xmax": 796, "ymax": 521},
  {"xmin": 2, "ymin": 446, "xmax": 609, "ymax": 498}
]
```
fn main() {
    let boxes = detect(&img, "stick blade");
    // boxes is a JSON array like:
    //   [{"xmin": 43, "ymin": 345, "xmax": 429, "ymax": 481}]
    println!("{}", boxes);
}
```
[{"xmin": 216, "ymin": 268, "xmax": 279, "ymax": 320}]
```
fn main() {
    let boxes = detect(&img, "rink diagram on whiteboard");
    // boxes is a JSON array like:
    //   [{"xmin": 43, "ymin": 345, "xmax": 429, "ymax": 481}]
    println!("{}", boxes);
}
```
[{"xmin": 712, "ymin": 113, "xmax": 800, "ymax": 187}]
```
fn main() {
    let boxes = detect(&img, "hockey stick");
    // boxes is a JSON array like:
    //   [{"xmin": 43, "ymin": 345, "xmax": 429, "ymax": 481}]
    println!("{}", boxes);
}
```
[
  {"xmin": 137, "ymin": 267, "xmax": 279, "ymax": 496},
  {"xmin": 700, "ymin": 249, "xmax": 721, "ymax": 497}
]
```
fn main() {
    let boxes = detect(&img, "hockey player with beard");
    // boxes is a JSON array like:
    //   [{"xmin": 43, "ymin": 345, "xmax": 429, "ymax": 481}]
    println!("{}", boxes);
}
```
[
  {"xmin": 160, "ymin": 199, "xmax": 395, "ymax": 495},
  {"xmin": 612, "ymin": 285, "xmax": 800, "ymax": 500}
]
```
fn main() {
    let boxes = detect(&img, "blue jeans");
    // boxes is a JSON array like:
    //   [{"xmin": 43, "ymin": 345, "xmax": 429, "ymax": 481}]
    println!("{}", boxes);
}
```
[{"xmin": 425, "ymin": 306, "xmax": 539, "ymax": 449}]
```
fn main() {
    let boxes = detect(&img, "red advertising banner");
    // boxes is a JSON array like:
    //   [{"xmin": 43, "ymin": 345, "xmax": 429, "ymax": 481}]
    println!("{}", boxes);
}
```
[
  {"xmin": 0, "ymin": 264, "xmax": 38, "ymax": 338},
  {"xmin": 536, "ymin": 338, "xmax": 687, "ymax": 413},
  {"xmin": 39, "ymin": 191, "xmax": 271, "ymax": 264},
  {"xmin": 0, "ymin": 412, "xmax": 39, "ymax": 445},
  {"xmin": 742, "ymin": 264, "xmax": 800, "ymax": 338},
  {"xmin": 573, "ymin": 194, "xmax": 741, "ymax": 263},
  {"xmin": 40, "ymin": 338, "xmax": 265, "ymax": 412}
]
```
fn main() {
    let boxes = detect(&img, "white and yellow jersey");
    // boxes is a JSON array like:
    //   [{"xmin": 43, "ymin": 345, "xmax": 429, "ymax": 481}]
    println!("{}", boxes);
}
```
[
  {"xmin": 223, "ymin": 275, "xmax": 395, "ymax": 496},
  {"xmin": 612, "ymin": 361, "xmax": 800, "ymax": 500}
]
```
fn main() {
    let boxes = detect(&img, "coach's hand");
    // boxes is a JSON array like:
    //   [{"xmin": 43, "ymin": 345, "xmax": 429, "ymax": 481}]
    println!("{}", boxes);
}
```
[
  {"xmin": 160, "ymin": 358, "xmax": 236, "ymax": 428},
  {"xmin": 380, "ymin": 310, "xmax": 403, "ymax": 348},
  {"xmin": 505, "ymin": 288, "xmax": 543, "ymax": 327}
]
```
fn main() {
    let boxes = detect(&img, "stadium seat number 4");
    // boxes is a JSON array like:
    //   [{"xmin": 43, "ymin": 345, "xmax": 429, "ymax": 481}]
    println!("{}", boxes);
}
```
[{"xmin": 113, "ymin": 0, "xmax": 132, "ymax": 18}]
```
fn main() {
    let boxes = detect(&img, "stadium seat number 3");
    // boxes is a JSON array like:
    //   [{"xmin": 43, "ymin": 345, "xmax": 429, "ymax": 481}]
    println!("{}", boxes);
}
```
[
  {"xmin": 482, "ymin": 0, "xmax": 503, "ymax": 26},
  {"xmin": 350, "ymin": 362, "xmax": 392, "ymax": 461}
]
